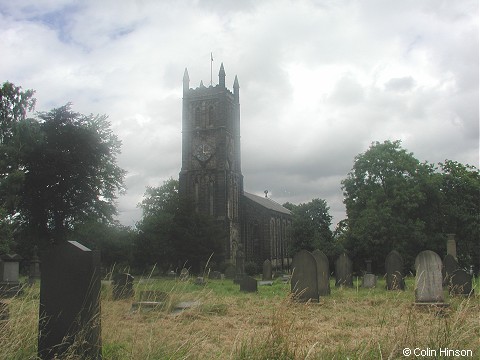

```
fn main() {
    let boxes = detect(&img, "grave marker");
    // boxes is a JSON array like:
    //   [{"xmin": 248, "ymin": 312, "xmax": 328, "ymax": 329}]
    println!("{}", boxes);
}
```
[
  {"xmin": 291, "ymin": 250, "xmax": 319, "ymax": 302},
  {"xmin": 414, "ymin": 250, "xmax": 445, "ymax": 304},
  {"xmin": 240, "ymin": 276, "xmax": 258, "ymax": 293},
  {"xmin": 449, "ymin": 269, "xmax": 473, "ymax": 296},
  {"xmin": 442, "ymin": 254, "xmax": 458, "ymax": 287},
  {"xmin": 335, "ymin": 253, "xmax": 353, "ymax": 287},
  {"xmin": 38, "ymin": 241, "xmax": 101, "ymax": 359},
  {"xmin": 262, "ymin": 259, "xmax": 272, "ymax": 281},
  {"xmin": 0, "ymin": 253, "xmax": 23, "ymax": 298},
  {"xmin": 385, "ymin": 250, "xmax": 405, "ymax": 290},
  {"xmin": 312, "ymin": 250, "xmax": 330, "ymax": 296},
  {"xmin": 112, "ymin": 273, "xmax": 134, "ymax": 300}
]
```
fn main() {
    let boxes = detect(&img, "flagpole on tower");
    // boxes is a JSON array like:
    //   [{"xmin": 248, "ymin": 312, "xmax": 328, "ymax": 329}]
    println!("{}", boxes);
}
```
[{"xmin": 210, "ymin": 52, "xmax": 213, "ymax": 86}]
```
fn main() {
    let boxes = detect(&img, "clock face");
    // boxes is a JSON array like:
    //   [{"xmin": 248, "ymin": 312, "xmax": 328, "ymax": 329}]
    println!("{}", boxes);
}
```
[{"xmin": 194, "ymin": 143, "xmax": 213, "ymax": 162}]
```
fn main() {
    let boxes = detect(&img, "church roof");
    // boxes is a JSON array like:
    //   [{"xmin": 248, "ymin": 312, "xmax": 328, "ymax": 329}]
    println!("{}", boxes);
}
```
[{"xmin": 243, "ymin": 192, "xmax": 292, "ymax": 215}]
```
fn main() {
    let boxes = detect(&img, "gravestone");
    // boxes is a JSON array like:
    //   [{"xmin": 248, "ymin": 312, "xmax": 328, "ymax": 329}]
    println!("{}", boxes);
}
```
[
  {"xmin": 262, "ymin": 259, "xmax": 272, "ymax": 281},
  {"xmin": 179, "ymin": 268, "xmax": 189, "ymax": 281},
  {"xmin": 0, "ymin": 253, "xmax": 23, "ymax": 298},
  {"xmin": 234, "ymin": 243, "xmax": 246, "ymax": 284},
  {"xmin": 194, "ymin": 276, "xmax": 206, "ymax": 285},
  {"xmin": 29, "ymin": 246, "xmax": 42, "ymax": 284},
  {"xmin": 414, "ymin": 250, "xmax": 445, "ymax": 304},
  {"xmin": 446, "ymin": 233, "xmax": 457, "ymax": 259},
  {"xmin": 312, "ymin": 250, "xmax": 330, "ymax": 296},
  {"xmin": 291, "ymin": 250, "xmax": 319, "ymax": 302},
  {"xmin": 449, "ymin": 269, "xmax": 473, "ymax": 296},
  {"xmin": 442, "ymin": 254, "xmax": 458, "ymax": 287},
  {"xmin": 240, "ymin": 276, "xmax": 258, "ymax": 293},
  {"xmin": 385, "ymin": 250, "xmax": 405, "ymax": 290},
  {"xmin": 224, "ymin": 265, "xmax": 236, "ymax": 279},
  {"xmin": 362, "ymin": 260, "xmax": 376, "ymax": 288},
  {"xmin": 112, "ymin": 273, "xmax": 134, "ymax": 300},
  {"xmin": 335, "ymin": 253, "xmax": 353, "ymax": 287},
  {"xmin": 38, "ymin": 241, "xmax": 101, "ymax": 360}
]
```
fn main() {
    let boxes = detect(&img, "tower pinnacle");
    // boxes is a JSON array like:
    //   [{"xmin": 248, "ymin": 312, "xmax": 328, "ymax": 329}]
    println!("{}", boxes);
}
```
[
  {"xmin": 183, "ymin": 68, "xmax": 190, "ymax": 94},
  {"xmin": 219, "ymin": 63, "xmax": 226, "ymax": 88}
]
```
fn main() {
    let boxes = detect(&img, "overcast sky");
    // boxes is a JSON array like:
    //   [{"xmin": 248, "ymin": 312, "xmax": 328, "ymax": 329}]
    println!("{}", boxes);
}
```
[{"xmin": 1, "ymin": 0, "xmax": 478, "ymax": 229}]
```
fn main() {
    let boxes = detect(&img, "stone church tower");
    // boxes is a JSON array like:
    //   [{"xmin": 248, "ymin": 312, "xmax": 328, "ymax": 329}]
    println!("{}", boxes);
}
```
[{"xmin": 179, "ymin": 63, "xmax": 243, "ymax": 262}]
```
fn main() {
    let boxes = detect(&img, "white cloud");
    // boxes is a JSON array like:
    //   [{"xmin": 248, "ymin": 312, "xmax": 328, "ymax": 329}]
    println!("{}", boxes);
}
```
[{"xmin": 0, "ymin": 0, "xmax": 477, "ymax": 228}]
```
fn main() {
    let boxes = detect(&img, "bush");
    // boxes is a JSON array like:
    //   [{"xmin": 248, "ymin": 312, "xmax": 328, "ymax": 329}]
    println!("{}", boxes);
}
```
[{"xmin": 244, "ymin": 261, "xmax": 258, "ymax": 276}]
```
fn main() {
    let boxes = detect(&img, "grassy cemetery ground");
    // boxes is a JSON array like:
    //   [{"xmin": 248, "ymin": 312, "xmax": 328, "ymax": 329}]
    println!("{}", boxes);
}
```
[{"xmin": 1, "ymin": 275, "xmax": 479, "ymax": 359}]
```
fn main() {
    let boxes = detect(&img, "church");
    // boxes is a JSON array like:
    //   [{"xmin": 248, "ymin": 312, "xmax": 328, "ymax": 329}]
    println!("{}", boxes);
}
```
[{"xmin": 179, "ymin": 63, "xmax": 292, "ymax": 268}]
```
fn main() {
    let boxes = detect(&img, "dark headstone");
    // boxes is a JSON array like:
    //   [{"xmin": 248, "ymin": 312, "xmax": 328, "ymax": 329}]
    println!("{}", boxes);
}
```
[
  {"xmin": 208, "ymin": 271, "xmax": 222, "ymax": 280},
  {"xmin": 112, "ymin": 273, "xmax": 134, "ymax": 300},
  {"xmin": 385, "ymin": 250, "xmax": 405, "ymax": 290},
  {"xmin": 38, "ymin": 241, "xmax": 102, "ymax": 360},
  {"xmin": 239, "ymin": 276, "xmax": 257, "ymax": 293},
  {"xmin": 224, "ymin": 265, "xmax": 236, "ymax": 279},
  {"xmin": 335, "ymin": 253, "xmax": 353, "ymax": 287},
  {"xmin": 362, "ymin": 274, "xmax": 377, "ymax": 288},
  {"xmin": 262, "ymin": 259, "xmax": 272, "ymax": 281},
  {"xmin": 291, "ymin": 250, "xmax": 319, "ymax": 302},
  {"xmin": 442, "ymin": 254, "xmax": 458, "ymax": 286},
  {"xmin": 449, "ymin": 269, "xmax": 473, "ymax": 296},
  {"xmin": 312, "ymin": 250, "xmax": 330, "ymax": 296},
  {"xmin": 365, "ymin": 260, "xmax": 372, "ymax": 274},
  {"xmin": 234, "ymin": 243, "xmax": 246, "ymax": 284},
  {"xmin": 414, "ymin": 250, "xmax": 444, "ymax": 304}
]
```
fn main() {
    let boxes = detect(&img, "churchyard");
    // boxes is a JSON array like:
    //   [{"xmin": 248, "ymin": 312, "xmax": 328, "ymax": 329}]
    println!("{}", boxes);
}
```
[{"xmin": 1, "ymin": 270, "xmax": 478, "ymax": 359}]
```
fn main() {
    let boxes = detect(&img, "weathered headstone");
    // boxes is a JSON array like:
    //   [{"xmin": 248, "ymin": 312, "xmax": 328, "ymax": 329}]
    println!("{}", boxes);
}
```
[
  {"xmin": 362, "ymin": 260, "xmax": 376, "ymax": 288},
  {"xmin": 112, "ymin": 273, "xmax": 134, "ymax": 300},
  {"xmin": 224, "ymin": 265, "xmax": 236, "ymax": 279},
  {"xmin": 385, "ymin": 250, "xmax": 405, "ymax": 290},
  {"xmin": 38, "ymin": 241, "xmax": 101, "ymax": 360},
  {"xmin": 29, "ymin": 246, "xmax": 42, "ymax": 285},
  {"xmin": 312, "ymin": 250, "xmax": 330, "ymax": 296},
  {"xmin": 335, "ymin": 253, "xmax": 353, "ymax": 287},
  {"xmin": 414, "ymin": 250, "xmax": 445, "ymax": 304},
  {"xmin": 240, "ymin": 276, "xmax": 258, "ymax": 293},
  {"xmin": 446, "ymin": 233, "xmax": 457, "ymax": 259},
  {"xmin": 262, "ymin": 259, "xmax": 272, "ymax": 281},
  {"xmin": 194, "ymin": 276, "xmax": 206, "ymax": 285},
  {"xmin": 179, "ymin": 268, "xmax": 189, "ymax": 281},
  {"xmin": 234, "ymin": 243, "xmax": 246, "ymax": 284},
  {"xmin": 291, "ymin": 250, "xmax": 319, "ymax": 302},
  {"xmin": 0, "ymin": 253, "xmax": 23, "ymax": 298},
  {"xmin": 449, "ymin": 269, "xmax": 473, "ymax": 296},
  {"xmin": 442, "ymin": 254, "xmax": 458, "ymax": 287}
]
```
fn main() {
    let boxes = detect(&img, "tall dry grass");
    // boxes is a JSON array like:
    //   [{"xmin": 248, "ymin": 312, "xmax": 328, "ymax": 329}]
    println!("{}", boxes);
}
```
[{"xmin": 1, "ymin": 276, "xmax": 478, "ymax": 359}]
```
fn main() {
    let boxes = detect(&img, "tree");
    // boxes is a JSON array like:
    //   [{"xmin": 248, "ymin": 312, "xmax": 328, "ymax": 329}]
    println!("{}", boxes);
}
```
[
  {"xmin": 341, "ymin": 140, "xmax": 442, "ymax": 271},
  {"xmin": 135, "ymin": 178, "xmax": 225, "ymax": 273},
  {"xmin": 0, "ymin": 82, "xmax": 37, "ymax": 252},
  {"xmin": 20, "ymin": 103, "xmax": 126, "ymax": 245},
  {"xmin": 285, "ymin": 199, "xmax": 338, "ymax": 259},
  {"xmin": 439, "ymin": 160, "xmax": 480, "ymax": 271}
]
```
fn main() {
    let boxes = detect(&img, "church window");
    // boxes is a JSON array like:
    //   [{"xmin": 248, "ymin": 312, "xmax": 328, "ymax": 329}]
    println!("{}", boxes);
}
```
[
  {"xmin": 208, "ymin": 106, "xmax": 215, "ymax": 126},
  {"xmin": 209, "ymin": 179, "xmax": 215, "ymax": 216},
  {"xmin": 195, "ymin": 107, "xmax": 201, "ymax": 128}
]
